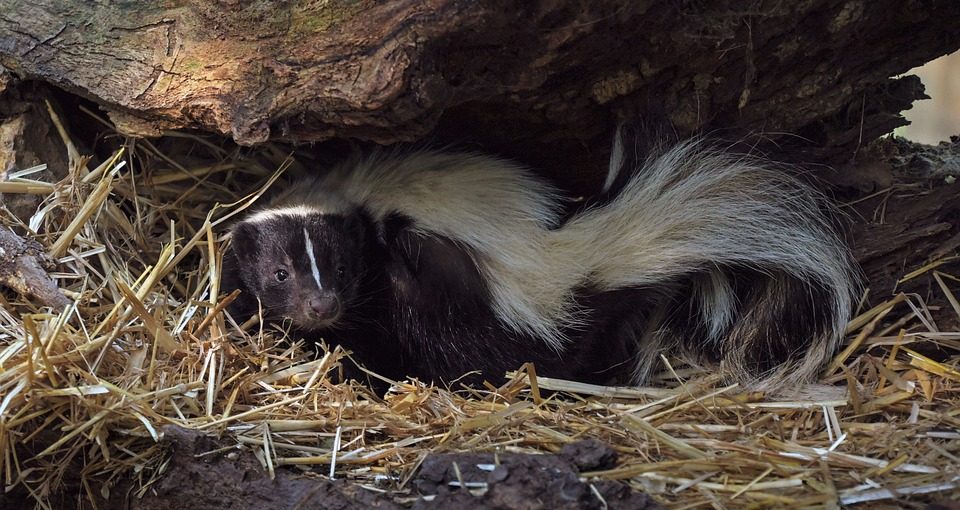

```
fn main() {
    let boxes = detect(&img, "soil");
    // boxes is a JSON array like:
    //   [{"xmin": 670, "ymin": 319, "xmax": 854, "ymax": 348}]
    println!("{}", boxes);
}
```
[
  {"xmin": 108, "ymin": 427, "xmax": 663, "ymax": 510},
  {"xmin": 412, "ymin": 439, "xmax": 656, "ymax": 509}
]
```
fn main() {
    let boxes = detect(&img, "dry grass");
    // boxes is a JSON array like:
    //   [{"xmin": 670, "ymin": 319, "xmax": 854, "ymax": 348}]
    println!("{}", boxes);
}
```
[{"xmin": 1, "ymin": 106, "xmax": 959, "ymax": 509}]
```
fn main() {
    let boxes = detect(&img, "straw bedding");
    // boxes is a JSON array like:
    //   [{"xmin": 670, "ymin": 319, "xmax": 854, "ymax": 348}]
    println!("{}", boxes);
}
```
[{"xmin": 1, "ymin": 106, "xmax": 959, "ymax": 509}]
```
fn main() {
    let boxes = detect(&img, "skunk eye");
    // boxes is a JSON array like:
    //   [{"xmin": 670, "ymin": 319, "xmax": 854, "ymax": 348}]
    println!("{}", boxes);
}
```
[
  {"xmin": 336, "ymin": 266, "xmax": 345, "ymax": 279},
  {"xmin": 275, "ymin": 269, "xmax": 289, "ymax": 282}
]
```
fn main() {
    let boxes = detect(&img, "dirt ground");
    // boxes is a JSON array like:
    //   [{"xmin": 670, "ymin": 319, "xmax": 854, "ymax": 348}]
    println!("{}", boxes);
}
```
[{"xmin": 122, "ymin": 428, "xmax": 662, "ymax": 510}]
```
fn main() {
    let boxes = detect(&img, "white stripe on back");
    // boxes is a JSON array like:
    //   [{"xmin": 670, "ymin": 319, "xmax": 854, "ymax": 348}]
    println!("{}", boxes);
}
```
[{"xmin": 303, "ymin": 228, "xmax": 323, "ymax": 290}]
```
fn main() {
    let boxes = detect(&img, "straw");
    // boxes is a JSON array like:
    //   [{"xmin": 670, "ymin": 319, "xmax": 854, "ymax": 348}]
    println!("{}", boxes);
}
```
[{"xmin": 1, "ymin": 109, "xmax": 958, "ymax": 509}]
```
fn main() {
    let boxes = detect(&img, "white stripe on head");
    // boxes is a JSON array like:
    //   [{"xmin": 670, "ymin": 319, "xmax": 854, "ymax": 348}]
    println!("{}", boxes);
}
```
[{"xmin": 303, "ymin": 227, "xmax": 323, "ymax": 290}]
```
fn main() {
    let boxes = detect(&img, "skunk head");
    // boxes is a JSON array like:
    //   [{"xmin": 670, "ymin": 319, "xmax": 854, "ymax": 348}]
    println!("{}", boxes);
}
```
[{"xmin": 230, "ymin": 207, "xmax": 369, "ymax": 330}]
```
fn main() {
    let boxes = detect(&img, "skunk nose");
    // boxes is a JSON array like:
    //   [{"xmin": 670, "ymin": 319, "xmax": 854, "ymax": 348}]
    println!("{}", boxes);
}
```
[{"xmin": 308, "ymin": 294, "xmax": 340, "ymax": 319}]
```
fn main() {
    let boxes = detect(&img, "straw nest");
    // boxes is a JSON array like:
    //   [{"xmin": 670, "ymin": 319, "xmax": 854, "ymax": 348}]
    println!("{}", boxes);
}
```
[{"xmin": 1, "ymin": 104, "xmax": 959, "ymax": 509}]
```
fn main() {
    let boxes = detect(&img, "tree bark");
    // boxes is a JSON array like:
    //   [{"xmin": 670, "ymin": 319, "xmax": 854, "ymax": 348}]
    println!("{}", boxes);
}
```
[
  {"xmin": 844, "ymin": 138, "xmax": 960, "ymax": 302},
  {"xmin": 0, "ymin": 1, "xmax": 957, "ymax": 176},
  {"xmin": 0, "ymin": 225, "xmax": 69, "ymax": 310}
]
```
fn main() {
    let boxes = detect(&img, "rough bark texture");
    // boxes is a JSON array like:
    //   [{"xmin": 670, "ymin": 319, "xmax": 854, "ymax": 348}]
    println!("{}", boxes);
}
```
[
  {"xmin": 0, "ymin": 225, "xmax": 69, "ymax": 310},
  {"xmin": 0, "ymin": 1, "xmax": 958, "ymax": 187},
  {"xmin": 842, "ymin": 137, "xmax": 960, "ymax": 313},
  {"xmin": 0, "ymin": 84, "xmax": 68, "ymax": 220}
]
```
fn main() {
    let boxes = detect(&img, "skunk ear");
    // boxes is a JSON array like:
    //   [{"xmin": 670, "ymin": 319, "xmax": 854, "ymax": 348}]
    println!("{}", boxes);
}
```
[{"xmin": 230, "ymin": 221, "xmax": 260, "ymax": 259}]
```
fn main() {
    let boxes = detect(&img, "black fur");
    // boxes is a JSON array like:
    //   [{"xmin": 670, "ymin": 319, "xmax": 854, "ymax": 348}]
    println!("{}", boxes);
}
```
[
  {"xmin": 225, "ymin": 209, "xmax": 669, "ymax": 387},
  {"xmin": 223, "ymin": 141, "xmax": 854, "ymax": 391},
  {"xmin": 225, "ymin": 208, "xmax": 842, "ymax": 388}
]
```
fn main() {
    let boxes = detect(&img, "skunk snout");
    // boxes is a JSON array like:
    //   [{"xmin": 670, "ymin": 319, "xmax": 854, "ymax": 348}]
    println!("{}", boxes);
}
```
[{"xmin": 307, "ymin": 293, "xmax": 341, "ymax": 321}]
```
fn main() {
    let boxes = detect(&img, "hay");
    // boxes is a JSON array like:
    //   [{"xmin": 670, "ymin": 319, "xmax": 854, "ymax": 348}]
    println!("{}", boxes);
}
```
[{"xmin": 1, "ymin": 107, "xmax": 959, "ymax": 509}]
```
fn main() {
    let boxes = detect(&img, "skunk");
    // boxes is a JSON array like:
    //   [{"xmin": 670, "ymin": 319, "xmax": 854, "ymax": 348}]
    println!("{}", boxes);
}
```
[{"xmin": 224, "ymin": 136, "xmax": 857, "ymax": 391}]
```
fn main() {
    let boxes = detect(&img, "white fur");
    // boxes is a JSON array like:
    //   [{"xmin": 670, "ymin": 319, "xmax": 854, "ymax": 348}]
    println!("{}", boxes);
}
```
[
  {"xmin": 556, "ymin": 140, "xmax": 856, "ymax": 387},
  {"xmin": 245, "ymin": 201, "xmax": 350, "ymax": 223},
  {"xmin": 303, "ymin": 228, "xmax": 323, "ymax": 290},
  {"xmin": 274, "ymin": 151, "xmax": 571, "ymax": 348},
  {"xmin": 260, "ymin": 140, "xmax": 856, "ymax": 388},
  {"xmin": 603, "ymin": 125, "xmax": 625, "ymax": 193}
]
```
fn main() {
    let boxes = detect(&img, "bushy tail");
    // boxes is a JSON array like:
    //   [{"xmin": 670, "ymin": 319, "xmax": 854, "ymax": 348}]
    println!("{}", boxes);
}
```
[{"xmin": 554, "ymin": 139, "xmax": 858, "ymax": 390}]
